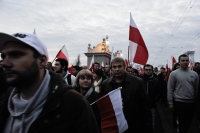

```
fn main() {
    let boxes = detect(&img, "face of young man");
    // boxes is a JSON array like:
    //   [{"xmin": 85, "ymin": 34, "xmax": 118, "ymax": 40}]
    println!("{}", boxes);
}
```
[
  {"xmin": 104, "ymin": 65, "xmax": 110, "ymax": 73},
  {"xmin": 144, "ymin": 66, "xmax": 153, "ymax": 76},
  {"xmin": 0, "ymin": 42, "xmax": 39, "ymax": 87},
  {"xmin": 72, "ymin": 68, "xmax": 79, "ymax": 76},
  {"xmin": 127, "ymin": 67, "xmax": 133, "ymax": 75},
  {"xmin": 54, "ymin": 61, "xmax": 63, "ymax": 73},
  {"xmin": 111, "ymin": 62, "xmax": 125, "ymax": 78},
  {"xmin": 179, "ymin": 56, "xmax": 189, "ymax": 70},
  {"xmin": 94, "ymin": 64, "xmax": 100, "ymax": 70}
]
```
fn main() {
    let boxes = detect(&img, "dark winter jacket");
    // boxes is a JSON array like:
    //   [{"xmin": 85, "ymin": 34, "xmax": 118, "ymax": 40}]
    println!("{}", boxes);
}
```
[
  {"xmin": 100, "ymin": 73, "xmax": 153, "ymax": 133},
  {"xmin": 0, "ymin": 71, "xmax": 100, "ymax": 133},
  {"xmin": 141, "ymin": 74, "xmax": 160, "ymax": 108}
]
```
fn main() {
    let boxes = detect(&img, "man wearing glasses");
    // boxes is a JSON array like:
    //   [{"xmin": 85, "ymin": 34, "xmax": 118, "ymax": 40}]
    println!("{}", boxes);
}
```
[
  {"xmin": 168, "ymin": 54, "xmax": 199, "ymax": 133},
  {"xmin": 141, "ymin": 64, "xmax": 160, "ymax": 129},
  {"xmin": 100, "ymin": 57, "xmax": 153, "ymax": 133}
]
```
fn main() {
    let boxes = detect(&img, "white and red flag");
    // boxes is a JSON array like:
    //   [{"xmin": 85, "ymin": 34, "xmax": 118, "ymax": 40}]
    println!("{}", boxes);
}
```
[
  {"xmin": 56, "ymin": 45, "xmax": 69, "ymax": 61},
  {"xmin": 89, "ymin": 55, "xmax": 94, "ymax": 72},
  {"xmin": 101, "ymin": 61, "xmax": 104, "ymax": 70},
  {"xmin": 189, "ymin": 59, "xmax": 193, "ymax": 70},
  {"xmin": 125, "ymin": 59, "xmax": 129, "ymax": 70},
  {"xmin": 91, "ymin": 88, "xmax": 128, "ymax": 133},
  {"xmin": 129, "ymin": 13, "xmax": 148, "ymax": 65},
  {"xmin": 172, "ymin": 56, "xmax": 176, "ymax": 69}
]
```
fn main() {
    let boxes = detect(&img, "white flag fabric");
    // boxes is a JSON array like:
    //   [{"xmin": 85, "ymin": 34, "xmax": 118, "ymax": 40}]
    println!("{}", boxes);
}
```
[
  {"xmin": 129, "ymin": 13, "xmax": 148, "ymax": 65},
  {"xmin": 56, "ymin": 45, "xmax": 69, "ymax": 62},
  {"xmin": 91, "ymin": 88, "xmax": 128, "ymax": 133},
  {"xmin": 89, "ymin": 55, "xmax": 94, "ymax": 71}
]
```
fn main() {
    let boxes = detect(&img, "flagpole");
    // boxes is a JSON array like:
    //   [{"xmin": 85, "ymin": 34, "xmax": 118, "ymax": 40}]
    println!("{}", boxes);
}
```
[
  {"xmin": 128, "ymin": 46, "xmax": 130, "ymax": 65},
  {"xmin": 51, "ymin": 45, "xmax": 65, "ymax": 64},
  {"xmin": 90, "ymin": 87, "xmax": 122, "ymax": 105}
]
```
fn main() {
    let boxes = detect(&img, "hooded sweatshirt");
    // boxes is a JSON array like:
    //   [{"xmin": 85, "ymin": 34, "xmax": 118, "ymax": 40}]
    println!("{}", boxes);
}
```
[{"xmin": 3, "ymin": 70, "xmax": 50, "ymax": 133}]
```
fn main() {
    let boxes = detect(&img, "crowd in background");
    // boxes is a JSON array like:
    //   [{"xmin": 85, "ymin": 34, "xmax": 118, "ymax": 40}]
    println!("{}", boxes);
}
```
[{"xmin": 0, "ymin": 34, "xmax": 200, "ymax": 133}]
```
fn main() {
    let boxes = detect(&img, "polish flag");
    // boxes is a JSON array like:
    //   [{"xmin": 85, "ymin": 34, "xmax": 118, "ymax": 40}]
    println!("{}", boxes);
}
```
[
  {"xmin": 129, "ymin": 13, "xmax": 148, "ymax": 65},
  {"xmin": 172, "ymin": 56, "xmax": 176, "ymax": 69},
  {"xmin": 165, "ymin": 63, "xmax": 170, "ymax": 82},
  {"xmin": 56, "ymin": 45, "xmax": 69, "ymax": 61},
  {"xmin": 69, "ymin": 65, "xmax": 73, "ymax": 75},
  {"xmin": 125, "ymin": 59, "xmax": 129, "ymax": 70},
  {"xmin": 101, "ymin": 61, "xmax": 104, "ymax": 70},
  {"xmin": 89, "ymin": 55, "xmax": 94, "ymax": 72},
  {"xmin": 189, "ymin": 59, "xmax": 193, "ymax": 70},
  {"xmin": 91, "ymin": 88, "xmax": 128, "ymax": 133}
]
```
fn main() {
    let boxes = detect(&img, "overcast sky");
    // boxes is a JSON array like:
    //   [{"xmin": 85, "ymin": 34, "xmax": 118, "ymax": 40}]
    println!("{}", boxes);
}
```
[{"xmin": 0, "ymin": 0, "xmax": 199, "ymax": 68}]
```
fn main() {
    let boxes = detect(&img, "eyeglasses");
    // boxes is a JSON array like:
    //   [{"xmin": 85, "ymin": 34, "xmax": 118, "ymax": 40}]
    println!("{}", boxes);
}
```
[{"xmin": 112, "ymin": 65, "xmax": 123, "ymax": 69}]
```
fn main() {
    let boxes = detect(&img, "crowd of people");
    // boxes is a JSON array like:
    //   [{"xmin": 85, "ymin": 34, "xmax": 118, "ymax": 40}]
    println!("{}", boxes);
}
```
[{"xmin": 0, "ymin": 32, "xmax": 200, "ymax": 133}]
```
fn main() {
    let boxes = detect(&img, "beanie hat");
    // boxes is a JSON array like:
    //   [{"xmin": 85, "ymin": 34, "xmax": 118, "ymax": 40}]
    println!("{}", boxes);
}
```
[
  {"xmin": 0, "ymin": 32, "xmax": 49, "ymax": 60},
  {"xmin": 94, "ymin": 69, "xmax": 103, "ymax": 78}
]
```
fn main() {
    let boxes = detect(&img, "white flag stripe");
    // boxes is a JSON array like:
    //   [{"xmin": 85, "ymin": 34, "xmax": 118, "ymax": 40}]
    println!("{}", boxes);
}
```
[
  {"xmin": 129, "ymin": 41, "xmax": 138, "ymax": 62},
  {"xmin": 130, "ymin": 13, "xmax": 137, "ymax": 28},
  {"xmin": 109, "ymin": 89, "xmax": 128, "ymax": 133},
  {"xmin": 89, "ymin": 55, "xmax": 94, "ymax": 69}
]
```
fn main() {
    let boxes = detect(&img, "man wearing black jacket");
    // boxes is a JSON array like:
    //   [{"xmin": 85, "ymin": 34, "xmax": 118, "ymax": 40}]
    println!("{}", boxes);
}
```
[
  {"xmin": 0, "ymin": 32, "xmax": 99, "ymax": 133},
  {"xmin": 141, "ymin": 64, "xmax": 160, "ymax": 129},
  {"xmin": 100, "ymin": 57, "xmax": 153, "ymax": 133}
]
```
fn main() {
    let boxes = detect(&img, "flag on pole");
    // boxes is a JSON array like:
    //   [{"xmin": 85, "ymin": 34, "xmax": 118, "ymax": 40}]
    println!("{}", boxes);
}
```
[
  {"xmin": 125, "ymin": 59, "xmax": 129, "ymax": 70},
  {"xmin": 33, "ymin": 29, "xmax": 36, "ymax": 34},
  {"xmin": 91, "ymin": 88, "xmax": 128, "ymax": 133},
  {"xmin": 172, "ymin": 56, "xmax": 176, "ymax": 69},
  {"xmin": 89, "ymin": 55, "xmax": 94, "ymax": 72},
  {"xmin": 69, "ymin": 65, "xmax": 73, "ymax": 75},
  {"xmin": 165, "ymin": 62, "xmax": 170, "ymax": 82},
  {"xmin": 56, "ymin": 45, "xmax": 69, "ymax": 61},
  {"xmin": 129, "ymin": 13, "xmax": 148, "ymax": 65},
  {"xmin": 101, "ymin": 61, "xmax": 104, "ymax": 70},
  {"xmin": 189, "ymin": 59, "xmax": 193, "ymax": 70}
]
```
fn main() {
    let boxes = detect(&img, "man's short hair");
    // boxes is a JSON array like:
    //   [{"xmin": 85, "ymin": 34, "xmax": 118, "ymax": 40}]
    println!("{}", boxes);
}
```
[
  {"xmin": 94, "ymin": 62, "xmax": 100, "ymax": 66},
  {"xmin": 73, "ymin": 66, "xmax": 81, "ymax": 71},
  {"xmin": 160, "ymin": 67, "xmax": 165, "ymax": 71},
  {"xmin": 55, "ymin": 58, "xmax": 68, "ymax": 71},
  {"xmin": 178, "ymin": 54, "xmax": 188, "ymax": 62},
  {"xmin": 194, "ymin": 62, "xmax": 200, "ymax": 66},
  {"xmin": 143, "ymin": 64, "xmax": 153, "ymax": 70},
  {"xmin": 110, "ymin": 57, "xmax": 125, "ymax": 68}
]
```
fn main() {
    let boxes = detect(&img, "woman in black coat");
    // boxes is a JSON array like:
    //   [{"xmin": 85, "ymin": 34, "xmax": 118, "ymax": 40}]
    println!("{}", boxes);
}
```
[{"xmin": 73, "ymin": 69, "xmax": 101, "ymax": 131}]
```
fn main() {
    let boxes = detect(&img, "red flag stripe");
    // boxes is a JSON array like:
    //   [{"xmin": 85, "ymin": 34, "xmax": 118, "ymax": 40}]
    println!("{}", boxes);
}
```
[
  {"xmin": 56, "ymin": 51, "xmax": 68, "ymax": 61},
  {"xmin": 129, "ymin": 26, "xmax": 146, "ymax": 46},
  {"xmin": 133, "ymin": 44, "xmax": 148, "ymax": 65},
  {"xmin": 96, "ymin": 95, "xmax": 119, "ymax": 133}
]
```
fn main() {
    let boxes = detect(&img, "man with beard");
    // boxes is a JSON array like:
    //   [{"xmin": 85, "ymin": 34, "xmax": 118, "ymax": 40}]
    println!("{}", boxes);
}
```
[
  {"xmin": 54, "ymin": 58, "xmax": 75, "ymax": 85},
  {"xmin": 99, "ymin": 57, "xmax": 153, "ymax": 133},
  {"xmin": 168, "ymin": 54, "xmax": 199, "ymax": 133},
  {"xmin": 0, "ymin": 32, "xmax": 100, "ymax": 133},
  {"xmin": 140, "ymin": 64, "xmax": 160, "ymax": 129}
]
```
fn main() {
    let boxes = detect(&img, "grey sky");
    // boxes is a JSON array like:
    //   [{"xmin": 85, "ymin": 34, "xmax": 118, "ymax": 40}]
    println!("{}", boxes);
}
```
[{"xmin": 0, "ymin": 0, "xmax": 199, "ymax": 68}]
